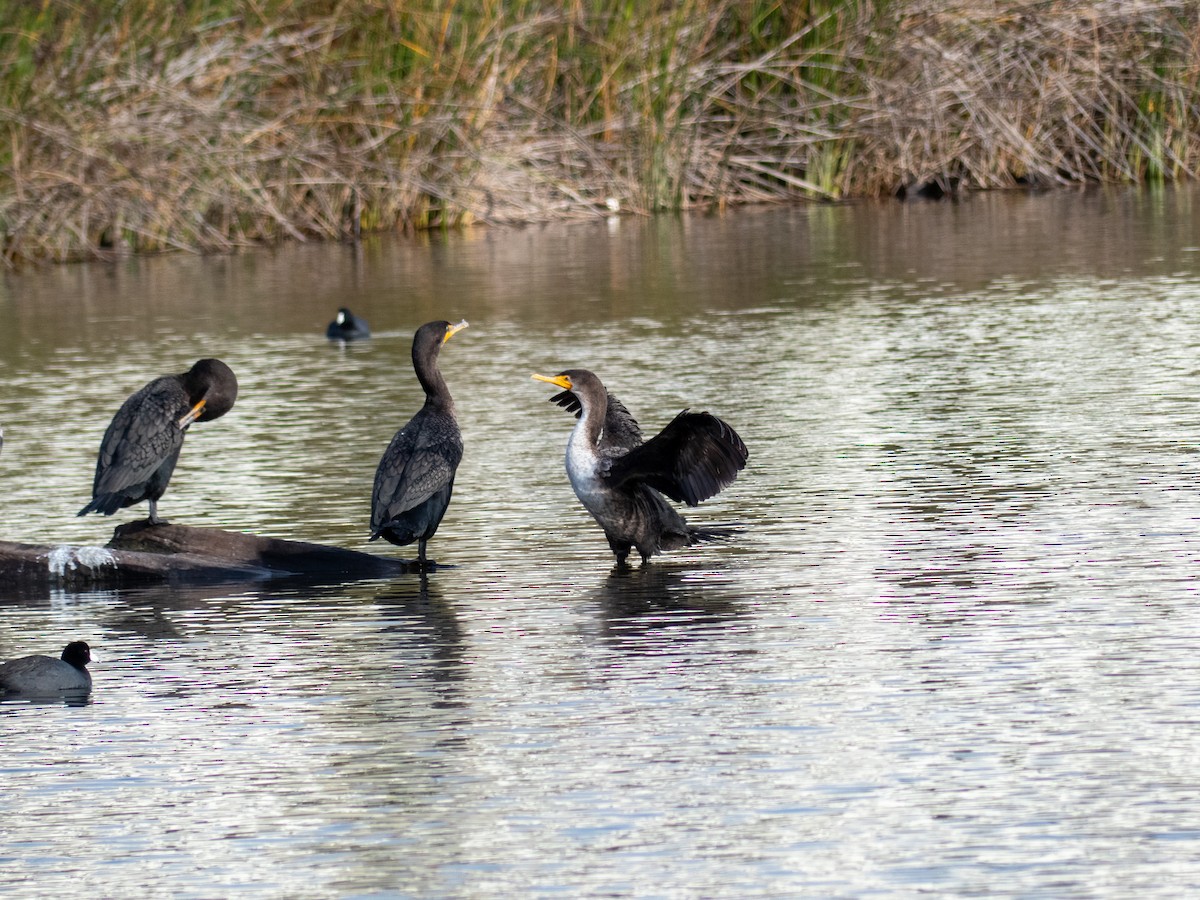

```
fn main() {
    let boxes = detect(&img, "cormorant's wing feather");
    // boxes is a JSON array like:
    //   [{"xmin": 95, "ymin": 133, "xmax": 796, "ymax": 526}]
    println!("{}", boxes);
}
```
[
  {"xmin": 548, "ymin": 389, "xmax": 643, "ymax": 451},
  {"xmin": 93, "ymin": 377, "xmax": 188, "ymax": 495},
  {"xmin": 371, "ymin": 411, "xmax": 463, "ymax": 530},
  {"xmin": 605, "ymin": 410, "xmax": 748, "ymax": 506},
  {"xmin": 548, "ymin": 389, "xmax": 581, "ymax": 416}
]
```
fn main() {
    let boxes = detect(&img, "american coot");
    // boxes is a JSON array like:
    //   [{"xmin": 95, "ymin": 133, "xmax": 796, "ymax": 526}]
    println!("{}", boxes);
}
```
[
  {"xmin": 532, "ymin": 368, "xmax": 748, "ymax": 564},
  {"xmin": 0, "ymin": 641, "xmax": 94, "ymax": 696},
  {"xmin": 77, "ymin": 358, "xmax": 239, "ymax": 524},
  {"xmin": 326, "ymin": 307, "xmax": 371, "ymax": 341},
  {"xmin": 370, "ymin": 320, "xmax": 468, "ymax": 569}
]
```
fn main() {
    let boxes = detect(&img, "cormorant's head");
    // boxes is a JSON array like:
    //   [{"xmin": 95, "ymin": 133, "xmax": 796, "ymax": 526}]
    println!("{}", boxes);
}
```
[
  {"xmin": 178, "ymin": 358, "xmax": 239, "ymax": 427},
  {"xmin": 532, "ymin": 371, "xmax": 573, "ymax": 391},
  {"xmin": 413, "ymin": 319, "xmax": 468, "ymax": 356},
  {"xmin": 442, "ymin": 320, "xmax": 469, "ymax": 344},
  {"xmin": 532, "ymin": 370, "xmax": 608, "ymax": 422},
  {"xmin": 532, "ymin": 369, "xmax": 601, "ymax": 394}
]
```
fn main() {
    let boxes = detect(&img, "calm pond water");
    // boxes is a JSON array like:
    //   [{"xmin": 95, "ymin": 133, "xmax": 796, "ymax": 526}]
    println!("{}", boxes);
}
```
[{"xmin": 3, "ymin": 187, "xmax": 1200, "ymax": 897}]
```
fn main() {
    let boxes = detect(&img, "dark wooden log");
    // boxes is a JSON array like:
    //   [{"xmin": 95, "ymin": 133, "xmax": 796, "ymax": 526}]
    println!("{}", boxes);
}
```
[
  {"xmin": 0, "ymin": 521, "xmax": 418, "ymax": 592},
  {"xmin": 107, "ymin": 521, "xmax": 415, "ymax": 578}
]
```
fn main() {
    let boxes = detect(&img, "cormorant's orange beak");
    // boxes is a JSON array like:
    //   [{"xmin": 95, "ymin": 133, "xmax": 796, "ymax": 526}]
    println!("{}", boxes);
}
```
[
  {"xmin": 532, "ymin": 373, "xmax": 572, "ymax": 390},
  {"xmin": 444, "ymin": 320, "xmax": 469, "ymax": 344},
  {"xmin": 178, "ymin": 399, "xmax": 206, "ymax": 429}
]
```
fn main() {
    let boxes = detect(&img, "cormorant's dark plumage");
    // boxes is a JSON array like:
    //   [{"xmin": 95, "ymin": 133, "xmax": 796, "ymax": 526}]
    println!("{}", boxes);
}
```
[
  {"xmin": 78, "ymin": 358, "xmax": 238, "ymax": 524},
  {"xmin": 370, "ymin": 320, "xmax": 468, "ymax": 568},
  {"xmin": 0, "ymin": 641, "xmax": 93, "ymax": 696},
  {"xmin": 327, "ymin": 307, "xmax": 371, "ymax": 341},
  {"xmin": 534, "ymin": 368, "xmax": 748, "ymax": 564}
]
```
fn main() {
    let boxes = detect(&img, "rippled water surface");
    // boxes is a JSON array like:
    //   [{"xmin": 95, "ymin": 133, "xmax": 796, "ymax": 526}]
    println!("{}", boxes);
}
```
[{"xmin": 4, "ymin": 188, "xmax": 1200, "ymax": 896}]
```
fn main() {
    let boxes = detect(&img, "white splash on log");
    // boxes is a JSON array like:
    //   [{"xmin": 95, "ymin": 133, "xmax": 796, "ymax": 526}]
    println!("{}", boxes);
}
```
[{"xmin": 46, "ymin": 545, "xmax": 118, "ymax": 577}]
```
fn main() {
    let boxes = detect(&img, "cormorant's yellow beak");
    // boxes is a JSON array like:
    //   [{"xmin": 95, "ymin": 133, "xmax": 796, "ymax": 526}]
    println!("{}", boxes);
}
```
[
  {"xmin": 177, "ymin": 399, "xmax": 206, "ymax": 429},
  {"xmin": 444, "ymin": 320, "xmax": 469, "ymax": 343},
  {"xmin": 532, "ymin": 373, "xmax": 572, "ymax": 390}
]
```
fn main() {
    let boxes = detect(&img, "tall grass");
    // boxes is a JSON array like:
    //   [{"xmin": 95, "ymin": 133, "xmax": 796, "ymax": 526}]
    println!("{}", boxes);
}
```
[{"xmin": 1, "ymin": 1, "xmax": 1198, "ymax": 265}]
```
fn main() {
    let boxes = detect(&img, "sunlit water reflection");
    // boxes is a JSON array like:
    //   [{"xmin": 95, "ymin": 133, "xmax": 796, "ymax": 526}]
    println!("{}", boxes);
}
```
[{"xmin": 3, "ymin": 188, "xmax": 1200, "ymax": 896}]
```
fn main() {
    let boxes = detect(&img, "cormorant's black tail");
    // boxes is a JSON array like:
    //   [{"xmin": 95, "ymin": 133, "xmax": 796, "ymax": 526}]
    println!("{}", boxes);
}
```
[
  {"xmin": 77, "ymin": 494, "xmax": 123, "ymax": 517},
  {"xmin": 687, "ymin": 523, "xmax": 744, "ymax": 544}
]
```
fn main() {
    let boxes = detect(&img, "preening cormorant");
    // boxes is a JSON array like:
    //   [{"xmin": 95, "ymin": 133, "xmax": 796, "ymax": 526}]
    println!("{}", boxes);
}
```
[
  {"xmin": 533, "ymin": 368, "xmax": 748, "ymax": 564},
  {"xmin": 370, "ymin": 320, "xmax": 468, "ymax": 569},
  {"xmin": 78, "ymin": 358, "xmax": 238, "ymax": 524},
  {"xmin": 0, "ymin": 641, "xmax": 93, "ymax": 696},
  {"xmin": 327, "ymin": 307, "xmax": 371, "ymax": 341}
]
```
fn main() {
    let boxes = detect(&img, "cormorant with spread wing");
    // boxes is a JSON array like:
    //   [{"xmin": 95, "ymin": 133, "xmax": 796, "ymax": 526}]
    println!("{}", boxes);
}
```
[
  {"xmin": 370, "ymin": 320, "xmax": 468, "ymax": 569},
  {"xmin": 532, "ymin": 368, "xmax": 748, "ymax": 563},
  {"xmin": 78, "ymin": 358, "xmax": 238, "ymax": 524}
]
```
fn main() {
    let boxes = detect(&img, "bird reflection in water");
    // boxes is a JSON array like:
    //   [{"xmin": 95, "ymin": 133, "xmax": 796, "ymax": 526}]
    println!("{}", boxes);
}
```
[
  {"xmin": 590, "ymin": 565, "xmax": 748, "ymax": 651},
  {"xmin": 372, "ymin": 576, "xmax": 468, "ymax": 699}
]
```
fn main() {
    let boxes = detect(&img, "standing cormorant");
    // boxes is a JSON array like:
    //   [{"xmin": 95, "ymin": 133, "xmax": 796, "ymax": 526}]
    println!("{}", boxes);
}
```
[
  {"xmin": 0, "ymin": 641, "xmax": 93, "ymax": 696},
  {"xmin": 78, "ymin": 358, "xmax": 238, "ymax": 524},
  {"xmin": 533, "ymin": 368, "xmax": 748, "ymax": 564},
  {"xmin": 327, "ymin": 307, "xmax": 371, "ymax": 341},
  {"xmin": 370, "ymin": 320, "xmax": 468, "ymax": 569}
]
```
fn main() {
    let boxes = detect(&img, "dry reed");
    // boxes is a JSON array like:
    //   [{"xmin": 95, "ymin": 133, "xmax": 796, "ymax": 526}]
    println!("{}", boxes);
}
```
[{"xmin": 1, "ymin": 1, "xmax": 1198, "ymax": 265}]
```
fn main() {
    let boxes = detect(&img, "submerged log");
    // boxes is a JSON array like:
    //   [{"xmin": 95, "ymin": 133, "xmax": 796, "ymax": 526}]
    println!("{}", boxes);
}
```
[{"xmin": 0, "ymin": 520, "xmax": 418, "ymax": 592}]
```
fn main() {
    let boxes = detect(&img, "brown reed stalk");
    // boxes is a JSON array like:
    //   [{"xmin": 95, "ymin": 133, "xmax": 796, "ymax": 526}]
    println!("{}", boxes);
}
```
[{"xmin": 0, "ymin": 1, "xmax": 1199, "ymax": 266}]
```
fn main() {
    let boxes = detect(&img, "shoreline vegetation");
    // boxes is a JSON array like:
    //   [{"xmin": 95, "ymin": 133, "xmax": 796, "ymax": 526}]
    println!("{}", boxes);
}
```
[{"xmin": 2, "ymin": 1, "xmax": 1199, "ymax": 266}]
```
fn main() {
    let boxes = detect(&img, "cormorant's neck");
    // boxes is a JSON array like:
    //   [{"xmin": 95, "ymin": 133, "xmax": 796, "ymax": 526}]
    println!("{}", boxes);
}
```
[
  {"xmin": 415, "ymin": 348, "xmax": 453, "ymax": 409},
  {"xmin": 574, "ymin": 389, "xmax": 607, "ymax": 447}
]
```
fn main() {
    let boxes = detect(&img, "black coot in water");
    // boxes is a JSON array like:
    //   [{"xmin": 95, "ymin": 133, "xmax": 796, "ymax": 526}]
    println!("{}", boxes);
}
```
[
  {"xmin": 533, "ymin": 368, "xmax": 748, "ymax": 564},
  {"xmin": 78, "ymin": 358, "xmax": 238, "ymax": 524},
  {"xmin": 0, "ymin": 641, "xmax": 93, "ymax": 696},
  {"xmin": 327, "ymin": 307, "xmax": 371, "ymax": 341},
  {"xmin": 370, "ymin": 320, "xmax": 468, "ymax": 569}
]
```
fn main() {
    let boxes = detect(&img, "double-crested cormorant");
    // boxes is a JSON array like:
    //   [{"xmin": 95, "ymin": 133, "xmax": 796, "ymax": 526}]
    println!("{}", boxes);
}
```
[
  {"xmin": 78, "ymin": 358, "xmax": 238, "ymax": 524},
  {"xmin": 533, "ymin": 368, "xmax": 748, "ymax": 564},
  {"xmin": 370, "ymin": 320, "xmax": 468, "ymax": 568},
  {"xmin": 327, "ymin": 307, "xmax": 371, "ymax": 340},
  {"xmin": 0, "ymin": 641, "xmax": 93, "ymax": 696}
]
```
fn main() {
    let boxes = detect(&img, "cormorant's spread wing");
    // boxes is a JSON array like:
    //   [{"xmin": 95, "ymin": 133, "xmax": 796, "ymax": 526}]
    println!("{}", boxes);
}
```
[
  {"xmin": 548, "ymin": 389, "xmax": 643, "ymax": 452},
  {"xmin": 93, "ymin": 378, "xmax": 188, "ymax": 495},
  {"xmin": 371, "ymin": 413, "xmax": 463, "ymax": 529},
  {"xmin": 604, "ymin": 410, "xmax": 748, "ymax": 506}
]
